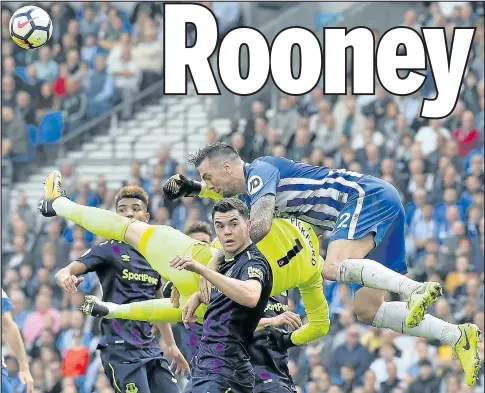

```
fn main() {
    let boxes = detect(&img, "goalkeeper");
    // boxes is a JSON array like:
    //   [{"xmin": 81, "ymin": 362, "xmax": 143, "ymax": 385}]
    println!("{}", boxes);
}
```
[{"xmin": 38, "ymin": 170, "xmax": 330, "ymax": 350}]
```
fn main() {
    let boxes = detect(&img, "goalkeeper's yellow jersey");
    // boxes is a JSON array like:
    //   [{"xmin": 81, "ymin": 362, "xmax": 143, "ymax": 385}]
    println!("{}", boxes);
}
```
[{"xmin": 211, "ymin": 217, "xmax": 323, "ymax": 293}]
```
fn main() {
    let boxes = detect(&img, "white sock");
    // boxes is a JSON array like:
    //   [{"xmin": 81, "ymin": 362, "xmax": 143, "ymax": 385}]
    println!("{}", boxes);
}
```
[
  {"xmin": 337, "ymin": 258, "xmax": 421, "ymax": 297},
  {"xmin": 372, "ymin": 301, "xmax": 461, "ymax": 345},
  {"xmin": 52, "ymin": 197, "xmax": 76, "ymax": 216}
]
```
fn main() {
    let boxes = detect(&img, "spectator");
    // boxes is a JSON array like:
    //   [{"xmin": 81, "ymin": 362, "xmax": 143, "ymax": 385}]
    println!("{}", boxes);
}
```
[
  {"xmin": 34, "ymin": 46, "xmax": 59, "ymax": 83},
  {"xmin": 329, "ymin": 325, "xmax": 372, "ymax": 381},
  {"xmin": 453, "ymin": 110, "xmax": 480, "ymax": 157},
  {"xmin": 109, "ymin": 46, "xmax": 142, "ymax": 119},
  {"xmin": 22, "ymin": 294, "xmax": 61, "ymax": 345},
  {"xmin": 406, "ymin": 359, "xmax": 441, "ymax": 393},
  {"xmin": 79, "ymin": 6, "xmax": 99, "ymax": 36},
  {"xmin": 1, "ymin": 106, "xmax": 28, "ymax": 157},
  {"xmin": 132, "ymin": 22, "xmax": 163, "ymax": 91},
  {"xmin": 85, "ymin": 55, "xmax": 115, "ymax": 117},
  {"xmin": 270, "ymin": 96, "xmax": 299, "ymax": 147},
  {"xmin": 288, "ymin": 128, "xmax": 314, "ymax": 162},
  {"xmin": 60, "ymin": 78, "xmax": 87, "ymax": 131}
]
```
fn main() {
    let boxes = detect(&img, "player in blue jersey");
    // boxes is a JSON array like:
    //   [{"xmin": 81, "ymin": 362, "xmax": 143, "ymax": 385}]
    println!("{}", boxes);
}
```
[
  {"xmin": 170, "ymin": 221, "xmax": 299, "ymax": 393},
  {"xmin": 2, "ymin": 289, "xmax": 34, "ymax": 393},
  {"xmin": 166, "ymin": 142, "xmax": 481, "ymax": 386},
  {"xmin": 54, "ymin": 185, "xmax": 188, "ymax": 393}
]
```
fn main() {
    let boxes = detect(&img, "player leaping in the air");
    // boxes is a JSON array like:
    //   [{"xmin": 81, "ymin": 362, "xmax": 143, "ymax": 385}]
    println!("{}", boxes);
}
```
[
  {"xmin": 163, "ymin": 142, "xmax": 482, "ymax": 386},
  {"xmin": 38, "ymin": 170, "xmax": 330, "ymax": 351}
]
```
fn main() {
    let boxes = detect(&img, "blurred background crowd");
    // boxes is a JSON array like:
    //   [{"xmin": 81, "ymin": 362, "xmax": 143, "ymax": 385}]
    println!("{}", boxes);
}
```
[{"xmin": 1, "ymin": 2, "xmax": 484, "ymax": 393}]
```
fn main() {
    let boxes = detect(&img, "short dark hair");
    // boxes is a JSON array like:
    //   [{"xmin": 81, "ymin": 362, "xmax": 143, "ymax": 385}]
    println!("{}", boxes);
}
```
[
  {"xmin": 212, "ymin": 198, "xmax": 249, "ymax": 220},
  {"xmin": 184, "ymin": 221, "xmax": 212, "ymax": 237},
  {"xmin": 115, "ymin": 185, "xmax": 149, "ymax": 209},
  {"xmin": 188, "ymin": 142, "xmax": 240, "ymax": 168}
]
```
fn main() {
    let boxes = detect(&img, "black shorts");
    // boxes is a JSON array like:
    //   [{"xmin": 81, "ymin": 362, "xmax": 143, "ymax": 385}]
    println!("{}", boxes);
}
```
[
  {"xmin": 256, "ymin": 385, "xmax": 297, "ymax": 393},
  {"xmin": 190, "ymin": 363, "xmax": 254, "ymax": 393},
  {"xmin": 101, "ymin": 346, "xmax": 179, "ymax": 393}
]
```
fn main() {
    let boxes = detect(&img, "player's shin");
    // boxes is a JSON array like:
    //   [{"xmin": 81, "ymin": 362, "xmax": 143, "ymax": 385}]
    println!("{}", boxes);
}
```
[
  {"xmin": 337, "ymin": 258, "xmax": 421, "ymax": 297},
  {"xmin": 52, "ymin": 198, "xmax": 130, "ymax": 241},
  {"xmin": 372, "ymin": 301, "xmax": 461, "ymax": 345},
  {"xmin": 107, "ymin": 299, "xmax": 183, "ymax": 323}
]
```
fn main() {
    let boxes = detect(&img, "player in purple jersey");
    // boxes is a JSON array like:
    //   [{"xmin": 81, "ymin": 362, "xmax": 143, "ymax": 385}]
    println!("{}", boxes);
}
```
[
  {"xmin": 2, "ymin": 288, "xmax": 34, "ymax": 393},
  {"xmin": 175, "ymin": 198, "xmax": 273, "ymax": 393},
  {"xmin": 169, "ymin": 221, "xmax": 299, "ymax": 393},
  {"xmin": 167, "ymin": 142, "xmax": 481, "ymax": 386},
  {"xmin": 54, "ymin": 185, "xmax": 188, "ymax": 393}
]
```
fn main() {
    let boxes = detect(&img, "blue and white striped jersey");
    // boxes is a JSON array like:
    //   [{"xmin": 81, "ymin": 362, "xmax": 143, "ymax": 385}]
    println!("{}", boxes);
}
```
[
  {"xmin": 2, "ymin": 288, "xmax": 13, "ymax": 368},
  {"xmin": 243, "ymin": 156, "xmax": 364, "ymax": 232}
]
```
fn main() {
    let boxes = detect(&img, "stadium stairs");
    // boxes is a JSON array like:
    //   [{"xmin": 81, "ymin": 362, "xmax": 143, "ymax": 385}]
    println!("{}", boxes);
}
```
[{"xmin": 10, "ymin": 88, "xmax": 238, "ymax": 210}]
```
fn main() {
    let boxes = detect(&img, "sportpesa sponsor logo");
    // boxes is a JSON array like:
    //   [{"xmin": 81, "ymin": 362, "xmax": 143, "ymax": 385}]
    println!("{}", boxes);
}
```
[
  {"xmin": 122, "ymin": 269, "xmax": 159, "ymax": 285},
  {"xmin": 264, "ymin": 302, "xmax": 289, "ymax": 313},
  {"xmin": 289, "ymin": 217, "xmax": 317, "ymax": 266}
]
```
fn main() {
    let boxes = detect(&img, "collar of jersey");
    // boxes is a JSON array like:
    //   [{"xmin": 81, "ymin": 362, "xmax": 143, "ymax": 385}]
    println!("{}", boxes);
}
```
[{"xmin": 223, "ymin": 243, "xmax": 254, "ymax": 262}]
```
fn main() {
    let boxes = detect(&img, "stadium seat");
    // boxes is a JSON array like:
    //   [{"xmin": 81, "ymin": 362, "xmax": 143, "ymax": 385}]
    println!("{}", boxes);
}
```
[
  {"xmin": 15, "ymin": 67, "xmax": 28, "ymax": 82},
  {"xmin": 11, "ymin": 124, "xmax": 38, "ymax": 163},
  {"xmin": 315, "ymin": 12, "xmax": 341, "ymax": 29},
  {"xmin": 38, "ymin": 111, "xmax": 65, "ymax": 144}
]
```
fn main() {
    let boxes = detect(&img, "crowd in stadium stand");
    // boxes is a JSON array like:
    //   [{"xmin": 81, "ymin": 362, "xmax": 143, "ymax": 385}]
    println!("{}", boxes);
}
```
[{"xmin": 1, "ymin": 2, "xmax": 484, "ymax": 393}]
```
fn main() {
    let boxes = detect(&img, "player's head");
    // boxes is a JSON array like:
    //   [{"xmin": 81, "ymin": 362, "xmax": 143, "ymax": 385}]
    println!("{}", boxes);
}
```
[
  {"xmin": 185, "ymin": 221, "xmax": 212, "ymax": 244},
  {"xmin": 212, "ymin": 198, "xmax": 251, "ymax": 255},
  {"xmin": 115, "ymin": 185, "xmax": 150, "ymax": 223},
  {"xmin": 188, "ymin": 142, "xmax": 246, "ymax": 197}
]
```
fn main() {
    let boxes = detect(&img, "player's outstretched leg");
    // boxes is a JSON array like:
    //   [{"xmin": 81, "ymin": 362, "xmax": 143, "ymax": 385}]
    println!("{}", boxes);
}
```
[
  {"xmin": 38, "ymin": 170, "xmax": 204, "ymax": 286},
  {"xmin": 80, "ymin": 295, "xmax": 184, "ymax": 323},
  {"xmin": 39, "ymin": 170, "xmax": 134, "ymax": 241},
  {"xmin": 372, "ymin": 301, "xmax": 483, "ymax": 386},
  {"xmin": 325, "ymin": 235, "xmax": 442, "ymax": 329}
]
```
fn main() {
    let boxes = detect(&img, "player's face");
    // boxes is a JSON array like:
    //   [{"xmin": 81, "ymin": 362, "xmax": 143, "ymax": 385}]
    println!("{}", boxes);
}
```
[
  {"xmin": 188, "ymin": 231, "xmax": 212, "ymax": 244},
  {"xmin": 116, "ymin": 198, "xmax": 149, "ymax": 223},
  {"xmin": 213, "ymin": 210, "xmax": 251, "ymax": 255},
  {"xmin": 199, "ymin": 158, "xmax": 238, "ymax": 197}
]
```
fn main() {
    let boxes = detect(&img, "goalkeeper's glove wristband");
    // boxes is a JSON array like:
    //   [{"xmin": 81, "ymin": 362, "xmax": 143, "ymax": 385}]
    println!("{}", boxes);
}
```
[
  {"xmin": 163, "ymin": 174, "xmax": 202, "ymax": 200},
  {"xmin": 264, "ymin": 326, "xmax": 296, "ymax": 352}
]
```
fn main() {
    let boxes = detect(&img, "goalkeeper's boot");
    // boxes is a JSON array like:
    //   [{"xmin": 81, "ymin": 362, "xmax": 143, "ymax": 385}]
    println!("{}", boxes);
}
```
[
  {"xmin": 405, "ymin": 281, "xmax": 443, "ymax": 328},
  {"xmin": 452, "ymin": 323, "xmax": 483, "ymax": 386},
  {"xmin": 79, "ymin": 295, "xmax": 112, "ymax": 319},
  {"xmin": 38, "ymin": 170, "xmax": 68, "ymax": 217}
]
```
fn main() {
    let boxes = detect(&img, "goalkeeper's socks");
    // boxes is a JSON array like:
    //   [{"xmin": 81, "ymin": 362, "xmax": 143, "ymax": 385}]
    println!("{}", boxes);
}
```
[
  {"xmin": 52, "ymin": 197, "xmax": 130, "ymax": 241},
  {"xmin": 105, "ymin": 299, "xmax": 182, "ymax": 323},
  {"xmin": 372, "ymin": 301, "xmax": 461, "ymax": 345},
  {"xmin": 337, "ymin": 258, "xmax": 421, "ymax": 297}
]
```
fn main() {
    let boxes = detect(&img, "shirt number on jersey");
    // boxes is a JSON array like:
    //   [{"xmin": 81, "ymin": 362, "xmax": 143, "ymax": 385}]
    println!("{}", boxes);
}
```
[
  {"xmin": 337, "ymin": 213, "xmax": 351, "ymax": 229},
  {"xmin": 277, "ymin": 239, "xmax": 303, "ymax": 268}
]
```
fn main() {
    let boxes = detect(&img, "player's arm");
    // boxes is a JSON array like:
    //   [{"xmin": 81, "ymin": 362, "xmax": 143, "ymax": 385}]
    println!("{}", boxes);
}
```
[
  {"xmin": 257, "ymin": 311, "xmax": 302, "ymax": 331},
  {"xmin": 56, "ymin": 244, "xmax": 108, "ymax": 293},
  {"xmin": 266, "ymin": 265, "xmax": 330, "ymax": 350},
  {"xmin": 246, "ymin": 160, "xmax": 280, "ymax": 243},
  {"xmin": 163, "ymin": 174, "xmax": 224, "ymax": 201},
  {"xmin": 2, "ymin": 311, "xmax": 34, "ymax": 393},
  {"xmin": 55, "ymin": 261, "xmax": 88, "ymax": 293},
  {"xmin": 249, "ymin": 194, "xmax": 276, "ymax": 243},
  {"xmin": 170, "ymin": 256, "xmax": 263, "ymax": 308}
]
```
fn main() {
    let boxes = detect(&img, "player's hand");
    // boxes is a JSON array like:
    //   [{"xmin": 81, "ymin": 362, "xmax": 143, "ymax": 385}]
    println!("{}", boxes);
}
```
[
  {"xmin": 182, "ymin": 292, "xmax": 202, "ymax": 328},
  {"xmin": 170, "ymin": 256, "xmax": 203, "ymax": 274},
  {"xmin": 265, "ymin": 326, "xmax": 296, "ymax": 353},
  {"xmin": 58, "ymin": 275, "xmax": 84, "ymax": 293},
  {"xmin": 165, "ymin": 344, "xmax": 190, "ymax": 375},
  {"xmin": 273, "ymin": 311, "xmax": 302, "ymax": 331},
  {"xmin": 19, "ymin": 369, "xmax": 34, "ymax": 393},
  {"xmin": 199, "ymin": 276, "xmax": 212, "ymax": 304},
  {"xmin": 170, "ymin": 286, "xmax": 181, "ymax": 309},
  {"xmin": 163, "ymin": 174, "xmax": 202, "ymax": 200}
]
